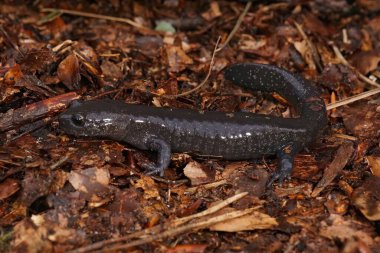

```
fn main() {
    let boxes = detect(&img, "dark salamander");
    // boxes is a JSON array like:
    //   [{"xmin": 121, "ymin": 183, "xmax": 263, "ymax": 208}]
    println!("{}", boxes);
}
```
[{"xmin": 59, "ymin": 63, "xmax": 327, "ymax": 184}]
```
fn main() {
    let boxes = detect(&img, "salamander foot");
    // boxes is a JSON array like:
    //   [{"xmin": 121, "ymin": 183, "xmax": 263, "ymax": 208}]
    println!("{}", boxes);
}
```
[
  {"xmin": 267, "ymin": 146, "xmax": 296, "ymax": 186},
  {"xmin": 144, "ymin": 163, "xmax": 165, "ymax": 177},
  {"xmin": 142, "ymin": 136, "xmax": 171, "ymax": 177}
]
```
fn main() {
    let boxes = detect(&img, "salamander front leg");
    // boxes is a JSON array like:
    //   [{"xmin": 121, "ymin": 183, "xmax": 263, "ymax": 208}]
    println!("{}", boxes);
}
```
[
  {"xmin": 267, "ymin": 145, "xmax": 297, "ymax": 186},
  {"xmin": 143, "ymin": 137, "xmax": 171, "ymax": 177}
]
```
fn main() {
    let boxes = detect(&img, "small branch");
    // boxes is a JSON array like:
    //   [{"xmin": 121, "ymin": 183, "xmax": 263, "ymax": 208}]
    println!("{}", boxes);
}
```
[
  {"xmin": 41, "ymin": 8, "xmax": 155, "ymax": 33},
  {"xmin": 294, "ymin": 21, "xmax": 323, "ymax": 72},
  {"xmin": 326, "ymin": 87, "xmax": 380, "ymax": 110},
  {"xmin": 325, "ymin": 45, "xmax": 380, "ymax": 110},
  {"xmin": 185, "ymin": 179, "xmax": 228, "ymax": 194},
  {"xmin": 173, "ymin": 192, "xmax": 249, "ymax": 225},
  {"xmin": 332, "ymin": 45, "xmax": 380, "ymax": 88},
  {"xmin": 215, "ymin": 1, "xmax": 252, "ymax": 53},
  {"xmin": 163, "ymin": 36, "xmax": 221, "ymax": 98},
  {"xmin": 97, "ymin": 208, "xmax": 257, "ymax": 253},
  {"xmin": 67, "ymin": 191, "xmax": 250, "ymax": 253}
]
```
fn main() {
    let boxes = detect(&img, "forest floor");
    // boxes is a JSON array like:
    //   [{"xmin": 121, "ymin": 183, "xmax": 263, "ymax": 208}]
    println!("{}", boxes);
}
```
[{"xmin": 0, "ymin": 1, "xmax": 380, "ymax": 252}]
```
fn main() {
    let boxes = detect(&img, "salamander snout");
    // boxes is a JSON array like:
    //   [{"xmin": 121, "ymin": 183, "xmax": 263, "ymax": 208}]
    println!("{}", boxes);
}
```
[{"xmin": 58, "ymin": 112, "xmax": 88, "ymax": 136}]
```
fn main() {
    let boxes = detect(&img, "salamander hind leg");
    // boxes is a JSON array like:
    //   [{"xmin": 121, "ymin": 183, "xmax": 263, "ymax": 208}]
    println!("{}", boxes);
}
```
[
  {"xmin": 143, "ymin": 137, "xmax": 171, "ymax": 177},
  {"xmin": 267, "ymin": 144, "xmax": 298, "ymax": 186}
]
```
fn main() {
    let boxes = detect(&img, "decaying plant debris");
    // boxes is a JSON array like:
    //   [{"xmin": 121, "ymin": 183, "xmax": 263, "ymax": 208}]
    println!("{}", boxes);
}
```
[{"xmin": 0, "ymin": 1, "xmax": 380, "ymax": 252}]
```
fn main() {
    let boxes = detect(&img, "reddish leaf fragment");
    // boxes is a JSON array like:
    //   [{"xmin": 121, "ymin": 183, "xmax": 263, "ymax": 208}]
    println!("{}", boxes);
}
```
[
  {"xmin": 167, "ymin": 244, "xmax": 208, "ymax": 253},
  {"xmin": 0, "ymin": 178, "xmax": 20, "ymax": 200},
  {"xmin": 3, "ymin": 64, "xmax": 23, "ymax": 85},
  {"xmin": 57, "ymin": 54, "xmax": 80, "ymax": 90},
  {"xmin": 1, "ymin": 64, "xmax": 22, "ymax": 102}
]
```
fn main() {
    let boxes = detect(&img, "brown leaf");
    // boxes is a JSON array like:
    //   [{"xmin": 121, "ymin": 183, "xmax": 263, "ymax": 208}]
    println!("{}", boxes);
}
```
[
  {"xmin": 12, "ymin": 219, "xmax": 53, "ymax": 253},
  {"xmin": 357, "ymin": 0, "xmax": 380, "ymax": 11},
  {"xmin": 201, "ymin": 1, "xmax": 222, "ymax": 21},
  {"xmin": 210, "ymin": 208, "xmax": 278, "ymax": 232},
  {"xmin": 1, "ymin": 64, "xmax": 22, "ymax": 102},
  {"xmin": 312, "ymin": 142, "xmax": 354, "ymax": 197},
  {"xmin": 19, "ymin": 48, "xmax": 56, "ymax": 74},
  {"xmin": 57, "ymin": 54, "xmax": 80, "ymax": 90},
  {"xmin": 0, "ymin": 178, "xmax": 20, "ymax": 200},
  {"xmin": 15, "ymin": 75, "xmax": 56, "ymax": 97},
  {"xmin": 367, "ymin": 156, "xmax": 380, "ymax": 177},
  {"xmin": 350, "ymin": 50, "xmax": 380, "ymax": 74},
  {"xmin": 352, "ymin": 176, "xmax": 380, "ymax": 221},
  {"xmin": 166, "ymin": 45, "xmax": 193, "ymax": 72},
  {"xmin": 342, "ymin": 102, "xmax": 380, "ymax": 139},
  {"xmin": 134, "ymin": 175, "xmax": 160, "ymax": 199},
  {"xmin": 167, "ymin": 244, "xmax": 208, "ymax": 253},
  {"xmin": 183, "ymin": 161, "xmax": 215, "ymax": 186},
  {"xmin": 68, "ymin": 167, "xmax": 111, "ymax": 206},
  {"xmin": 100, "ymin": 60, "xmax": 123, "ymax": 80},
  {"xmin": 319, "ymin": 214, "xmax": 374, "ymax": 246}
]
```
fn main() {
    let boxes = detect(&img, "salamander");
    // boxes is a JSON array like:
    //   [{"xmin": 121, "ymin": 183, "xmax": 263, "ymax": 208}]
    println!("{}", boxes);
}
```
[{"xmin": 59, "ymin": 63, "xmax": 327, "ymax": 184}]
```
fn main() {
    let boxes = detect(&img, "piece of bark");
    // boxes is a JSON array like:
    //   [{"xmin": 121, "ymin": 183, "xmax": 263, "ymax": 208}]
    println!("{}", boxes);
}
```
[
  {"xmin": 0, "ymin": 92, "xmax": 80, "ymax": 132},
  {"xmin": 312, "ymin": 142, "xmax": 354, "ymax": 197}
]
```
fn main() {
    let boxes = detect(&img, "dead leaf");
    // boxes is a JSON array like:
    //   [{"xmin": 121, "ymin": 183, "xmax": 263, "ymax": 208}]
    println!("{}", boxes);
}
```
[
  {"xmin": 134, "ymin": 175, "xmax": 160, "ymax": 199},
  {"xmin": 312, "ymin": 142, "xmax": 354, "ymax": 197},
  {"xmin": 57, "ymin": 53, "xmax": 80, "ymax": 90},
  {"xmin": 100, "ymin": 60, "xmax": 123, "ymax": 80},
  {"xmin": 367, "ymin": 156, "xmax": 380, "ymax": 177},
  {"xmin": 350, "ymin": 50, "xmax": 380, "ymax": 74},
  {"xmin": 210, "ymin": 208, "xmax": 278, "ymax": 232},
  {"xmin": 201, "ymin": 1, "xmax": 221, "ymax": 21},
  {"xmin": 166, "ymin": 45, "xmax": 193, "ymax": 72},
  {"xmin": 357, "ymin": 0, "xmax": 380, "ymax": 11},
  {"xmin": 342, "ymin": 102, "xmax": 380, "ymax": 139},
  {"xmin": 68, "ymin": 167, "xmax": 111, "ymax": 206},
  {"xmin": 167, "ymin": 244, "xmax": 208, "ymax": 253},
  {"xmin": 19, "ymin": 48, "xmax": 56, "ymax": 74},
  {"xmin": 12, "ymin": 219, "xmax": 53, "ymax": 253},
  {"xmin": 0, "ymin": 178, "xmax": 20, "ymax": 200},
  {"xmin": 319, "ymin": 214, "xmax": 374, "ymax": 246},
  {"xmin": 184, "ymin": 161, "xmax": 215, "ymax": 186},
  {"xmin": 352, "ymin": 176, "xmax": 380, "ymax": 221}
]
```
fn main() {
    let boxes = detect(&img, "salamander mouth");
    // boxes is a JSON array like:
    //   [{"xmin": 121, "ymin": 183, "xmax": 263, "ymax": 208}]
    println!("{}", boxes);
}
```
[{"xmin": 58, "ymin": 113, "xmax": 85, "ymax": 135}]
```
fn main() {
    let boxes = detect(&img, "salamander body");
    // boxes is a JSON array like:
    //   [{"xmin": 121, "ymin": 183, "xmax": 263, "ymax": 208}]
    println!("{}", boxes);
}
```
[{"xmin": 59, "ymin": 63, "xmax": 327, "ymax": 183}]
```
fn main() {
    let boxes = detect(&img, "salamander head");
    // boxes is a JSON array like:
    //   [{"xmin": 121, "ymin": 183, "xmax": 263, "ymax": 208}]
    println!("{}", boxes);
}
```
[{"xmin": 59, "ymin": 100, "xmax": 128, "ymax": 138}]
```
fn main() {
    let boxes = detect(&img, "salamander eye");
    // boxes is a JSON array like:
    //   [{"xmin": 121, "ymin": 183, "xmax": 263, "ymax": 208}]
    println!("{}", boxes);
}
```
[{"xmin": 71, "ymin": 114, "xmax": 85, "ymax": 126}]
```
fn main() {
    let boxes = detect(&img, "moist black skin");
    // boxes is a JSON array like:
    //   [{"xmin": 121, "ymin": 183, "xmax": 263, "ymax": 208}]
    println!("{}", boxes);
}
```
[{"xmin": 59, "ymin": 63, "xmax": 327, "ymax": 184}]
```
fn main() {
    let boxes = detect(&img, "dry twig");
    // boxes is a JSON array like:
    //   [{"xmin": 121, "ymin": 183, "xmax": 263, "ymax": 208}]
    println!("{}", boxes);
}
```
[
  {"xmin": 216, "ymin": 1, "xmax": 252, "ymax": 52},
  {"xmin": 163, "ymin": 36, "xmax": 221, "ymax": 98},
  {"xmin": 325, "ymin": 45, "xmax": 380, "ymax": 110},
  {"xmin": 41, "ymin": 8, "xmax": 155, "ymax": 32},
  {"xmin": 68, "ymin": 191, "xmax": 252, "ymax": 253}
]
